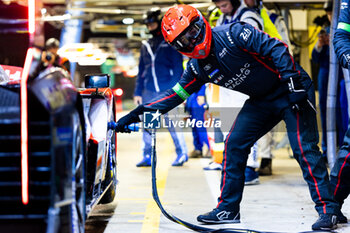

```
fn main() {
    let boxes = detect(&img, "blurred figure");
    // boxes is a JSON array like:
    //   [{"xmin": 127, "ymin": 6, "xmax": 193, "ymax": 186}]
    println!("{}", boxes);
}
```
[
  {"xmin": 245, "ymin": 0, "xmax": 292, "ymax": 53},
  {"xmin": 185, "ymin": 85, "xmax": 210, "ymax": 158},
  {"xmin": 133, "ymin": 9, "xmax": 188, "ymax": 167},
  {"xmin": 311, "ymin": 1, "xmax": 348, "ymax": 159},
  {"xmin": 30, "ymin": 38, "xmax": 70, "ymax": 79},
  {"xmin": 41, "ymin": 38, "xmax": 69, "ymax": 72}
]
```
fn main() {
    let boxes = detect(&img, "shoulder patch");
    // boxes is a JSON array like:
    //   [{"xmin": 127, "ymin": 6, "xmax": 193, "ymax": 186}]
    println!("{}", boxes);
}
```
[{"xmin": 240, "ymin": 27, "xmax": 252, "ymax": 41}]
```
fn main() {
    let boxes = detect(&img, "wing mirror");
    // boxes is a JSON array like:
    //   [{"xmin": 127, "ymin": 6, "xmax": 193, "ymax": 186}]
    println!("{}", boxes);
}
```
[{"xmin": 84, "ymin": 74, "xmax": 110, "ymax": 88}]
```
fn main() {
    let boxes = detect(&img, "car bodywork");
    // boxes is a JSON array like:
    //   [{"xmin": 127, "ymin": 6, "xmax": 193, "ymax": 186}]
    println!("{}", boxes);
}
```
[{"xmin": 0, "ymin": 63, "xmax": 118, "ymax": 233}]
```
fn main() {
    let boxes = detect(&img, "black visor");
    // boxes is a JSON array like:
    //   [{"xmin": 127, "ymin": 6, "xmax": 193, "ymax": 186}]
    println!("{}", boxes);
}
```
[{"xmin": 171, "ymin": 17, "xmax": 205, "ymax": 53}]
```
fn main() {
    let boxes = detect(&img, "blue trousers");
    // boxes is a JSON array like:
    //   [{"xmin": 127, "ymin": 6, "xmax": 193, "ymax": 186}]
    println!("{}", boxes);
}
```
[
  {"xmin": 142, "ymin": 90, "xmax": 187, "ymax": 158},
  {"xmin": 330, "ymin": 121, "xmax": 350, "ymax": 207},
  {"xmin": 216, "ymin": 82, "xmax": 338, "ymax": 215}
]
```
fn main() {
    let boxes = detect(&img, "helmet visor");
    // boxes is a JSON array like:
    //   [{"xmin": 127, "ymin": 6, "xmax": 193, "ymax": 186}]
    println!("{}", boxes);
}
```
[{"xmin": 171, "ymin": 17, "xmax": 205, "ymax": 53}]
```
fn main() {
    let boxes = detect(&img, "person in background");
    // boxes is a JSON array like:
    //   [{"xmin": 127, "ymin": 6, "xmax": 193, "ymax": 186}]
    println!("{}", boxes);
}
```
[
  {"xmin": 116, "ymin": 5, "xmax": 339, "ymax": 230},
  {"xmin": 30, "ymin": 38, "xmax": 70, "ymax": 79},
  {"xmin": 312, "ymin": 1, "xmax": 348, "ymax": 161},
  {"xmin": 133, "ymin": 9, "xmax": 188, "ymax": 167},
  {"xmin": 185, "ymin": 85, "xmax": 210, "ymax": 158},
  {"xmin": 41, "ymin": 38, "xmax": 69, "ymax": 72},
  {"xmin": 330, "ymin": 0, "xmax": 350, "ymax": 225}
]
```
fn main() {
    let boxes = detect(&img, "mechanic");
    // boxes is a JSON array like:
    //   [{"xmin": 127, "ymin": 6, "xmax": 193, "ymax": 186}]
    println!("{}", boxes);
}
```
[
  {"xmin": 133, "ymin": 9, "xmax": 188, "ymax": 167},
  {"xmin": 116, "ymin": 5, "xmax": 339, "ymax": 230},
  {"xmin": 330, "ymin": 0, "xmax": 350, "ymax": 224}
]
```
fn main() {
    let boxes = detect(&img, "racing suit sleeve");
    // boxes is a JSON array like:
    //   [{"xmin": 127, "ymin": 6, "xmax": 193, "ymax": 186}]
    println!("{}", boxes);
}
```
[
  {"xmin": 142, "ymin": 62, "xmax": 206, "ymax": 114},
  {"xmin": 334, "ymin": 0, "xmax": 350, "ymax": 69},
  {"xmin": 231, "ymin": 22, "xmax": 300, "ymax": 81},
  {"xmin": 134, "ymin": 45, "xmax": 146, "ymax": 96}
]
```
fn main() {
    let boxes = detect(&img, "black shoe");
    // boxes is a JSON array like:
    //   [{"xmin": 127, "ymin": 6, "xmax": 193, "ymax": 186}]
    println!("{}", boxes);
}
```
[
  {"xmin": 197, "ymin": 208, "xmax": 240, "ymax": 224},
  {"xmin": 312, "ymin": 214, "xmax": 337, "ymax": 231},
  {"xmin": 337, "ymin": 210, "xmax": 348, "ymax": 224},
  {"xmin": 258, "ymin": 158, "xmax": 272, "ymax": 176}
]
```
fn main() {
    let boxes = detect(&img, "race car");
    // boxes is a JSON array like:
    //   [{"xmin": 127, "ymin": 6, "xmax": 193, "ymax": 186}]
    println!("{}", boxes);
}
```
[{"xmin": 0, "ymin": 63, "xmax": 119, "ymax": 233}]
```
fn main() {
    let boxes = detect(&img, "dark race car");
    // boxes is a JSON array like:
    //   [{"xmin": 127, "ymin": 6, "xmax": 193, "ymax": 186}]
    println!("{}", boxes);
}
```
[
  {"xmin": 0, "ymin": 1, "xmax": 120, "ymax": 231},
  {"xmin": 0, "ymin": 61, "xmax": 119, "ymax": 233}
]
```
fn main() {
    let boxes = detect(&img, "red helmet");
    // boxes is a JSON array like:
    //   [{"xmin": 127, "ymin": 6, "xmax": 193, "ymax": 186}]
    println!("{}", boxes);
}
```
[{"xmin": 161, "ymin": 5, "xmax": 212, "ymax": 59}]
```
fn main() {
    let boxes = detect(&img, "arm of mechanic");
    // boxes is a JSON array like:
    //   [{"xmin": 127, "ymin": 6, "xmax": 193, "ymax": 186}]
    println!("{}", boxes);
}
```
[
  {"xmin": 116, "ymin": 63, "xmax": 206, "ymax": 132},
  {"xmin": 334, "ymin": 0, "xmax": 350, "ymax": 69},
  {"xmin": 231, "ymin": 22, "xmax": 300, "ymax": 81}
]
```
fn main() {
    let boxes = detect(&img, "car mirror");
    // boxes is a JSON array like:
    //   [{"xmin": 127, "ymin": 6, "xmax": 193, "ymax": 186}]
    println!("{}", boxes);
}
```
[{"xmin": 84, "ymin": 74, "xmax": 110, "ymax": 88}]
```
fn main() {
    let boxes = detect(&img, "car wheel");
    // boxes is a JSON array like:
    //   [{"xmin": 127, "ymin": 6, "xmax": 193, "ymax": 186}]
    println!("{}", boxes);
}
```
[
  {"xmin": 59, "ymin": 114, "xmax": 86, "ymax": 233},
  {"xmin": 99, "ymin": 113, "xmax": 117, "ymax": 204}
]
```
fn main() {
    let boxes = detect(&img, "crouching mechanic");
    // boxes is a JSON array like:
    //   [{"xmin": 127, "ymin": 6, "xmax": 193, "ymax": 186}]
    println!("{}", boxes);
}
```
[{"xmin": 116, "ymin": 5, "xmax": 339, "ymax": 230}]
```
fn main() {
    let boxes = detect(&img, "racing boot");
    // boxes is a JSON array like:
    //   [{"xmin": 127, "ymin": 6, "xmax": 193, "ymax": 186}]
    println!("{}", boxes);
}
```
[
  {"xmin": 136, "ymin": 155, "xmax": 151, "ymax": 167},
  {"xmin": 172, "ymin": 154, "xmax": 188, "ymax": 166},
  {"xmin": 311, "ymin": 214, "xmax": 337, "ymax": 231},
  {"xmin": 197, "ymin": 208, "xmax": 240, "ymax": 224}
]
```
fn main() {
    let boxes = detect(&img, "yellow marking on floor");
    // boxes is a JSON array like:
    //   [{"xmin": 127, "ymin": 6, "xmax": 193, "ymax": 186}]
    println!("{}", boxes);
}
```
[
  {"xmin": 128, "ymin": 220, "xmax": 144, "ymax": 223},
  {"xmin": 130, "ymin": 212, "xmax": 145, "ymax": 215},
  {"xmin": 140, "ymin": 139, "xmax": 172, "ymax": 233}
]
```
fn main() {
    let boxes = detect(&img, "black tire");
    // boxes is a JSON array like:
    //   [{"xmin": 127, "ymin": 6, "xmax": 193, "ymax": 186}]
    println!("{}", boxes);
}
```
[
  {"xmin": 59, "ymin": 114, "xmax": 86, "ymax": 233},
  {"xmin": 99, "ymin": 111, "xmax": 117, "ymax": 204}
]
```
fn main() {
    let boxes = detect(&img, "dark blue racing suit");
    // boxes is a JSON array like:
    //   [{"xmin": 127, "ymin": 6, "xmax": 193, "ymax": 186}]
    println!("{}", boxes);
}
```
[
  {"xmin": 330, "ymin": 0, "xmax": 350, "ymax": 209},
  {"xmin": 140, "ymin": 22, "xmax": 338, "ymax": 215}
]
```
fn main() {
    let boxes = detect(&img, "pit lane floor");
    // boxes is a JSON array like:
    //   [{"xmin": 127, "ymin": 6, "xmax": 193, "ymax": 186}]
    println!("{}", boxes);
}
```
[{"xmin": 85, "ymin": 130, "xmax": 350, "ymax": 233}]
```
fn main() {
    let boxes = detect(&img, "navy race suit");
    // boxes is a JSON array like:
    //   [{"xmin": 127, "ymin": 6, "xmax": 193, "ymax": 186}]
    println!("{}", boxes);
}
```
[
  {"xmin": 143, "ymin": 22, "xmax": 338, "ymax": 215},
  {"xmin": 330, "ymin": 0, "xmax": 350, "ymax": 209}
]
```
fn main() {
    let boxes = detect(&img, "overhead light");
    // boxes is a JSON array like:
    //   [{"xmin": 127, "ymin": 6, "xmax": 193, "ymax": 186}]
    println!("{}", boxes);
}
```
[{"xmin": 122, "ymin": 18, "xmax": 134, "ymax": 25}]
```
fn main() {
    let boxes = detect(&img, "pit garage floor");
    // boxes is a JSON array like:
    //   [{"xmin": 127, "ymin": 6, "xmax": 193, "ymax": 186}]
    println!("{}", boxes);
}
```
[{"xmin": 85, "ymin": 122, "xmax": 350, "ymax": 233}]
